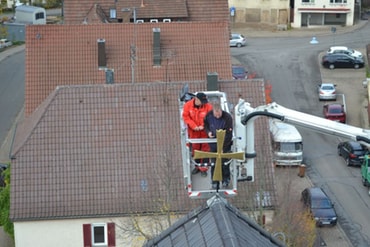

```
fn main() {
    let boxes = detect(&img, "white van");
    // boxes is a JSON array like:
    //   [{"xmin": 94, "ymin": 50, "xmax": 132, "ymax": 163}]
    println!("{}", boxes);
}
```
[{"xmin": 269, "ymin": 119, "xmax": 303, "ymax": 166}]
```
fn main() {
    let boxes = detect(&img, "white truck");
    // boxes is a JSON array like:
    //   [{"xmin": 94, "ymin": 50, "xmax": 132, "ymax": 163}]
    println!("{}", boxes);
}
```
[
  {"xmin": 179, "ymin": 87, "xmax": 370, "ymax": 199},
  {"xmin": 269, "ymin": 119, "xmax": 303, "ymax": 166}
]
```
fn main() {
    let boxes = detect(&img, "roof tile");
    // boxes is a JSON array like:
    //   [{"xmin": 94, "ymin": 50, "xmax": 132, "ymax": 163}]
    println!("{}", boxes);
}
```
[
  {"xmin": 25, "ymin": 22, "xmax": 232, "ymax": 116},
  {"xmin": 10, "ymin": 81, "xmax": 277, "ymax": 221}
]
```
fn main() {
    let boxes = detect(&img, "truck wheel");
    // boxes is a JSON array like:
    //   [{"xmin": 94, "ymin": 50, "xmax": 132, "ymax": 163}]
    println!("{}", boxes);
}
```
[
  {"xmin": 337, "ymin": 148, "xmax": 341, "ymax": 156},
  {"xmin": 362, "ymin": 177, "xmax": 367, "ymax": 186}
]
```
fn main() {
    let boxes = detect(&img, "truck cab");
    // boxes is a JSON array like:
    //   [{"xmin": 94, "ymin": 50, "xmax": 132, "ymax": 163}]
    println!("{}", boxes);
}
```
[
  {"xmin": 361, "ymin": 155, "xmax": 370, "ymax": 194},
  {"xmin": 269, "ymin": 119, "xmax": 303, "ymax": 166}
]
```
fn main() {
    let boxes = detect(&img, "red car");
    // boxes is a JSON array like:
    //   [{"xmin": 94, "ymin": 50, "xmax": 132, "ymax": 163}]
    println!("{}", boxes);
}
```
[{"xmin": 323, "ymin": 103, "xmax": 346, "ymax": 123}]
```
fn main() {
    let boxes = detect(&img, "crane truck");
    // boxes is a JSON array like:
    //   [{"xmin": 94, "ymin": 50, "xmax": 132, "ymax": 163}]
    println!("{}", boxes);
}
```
[{"xmin": 179, "ymin": 87, "xmax": 370, "ymax": 199}]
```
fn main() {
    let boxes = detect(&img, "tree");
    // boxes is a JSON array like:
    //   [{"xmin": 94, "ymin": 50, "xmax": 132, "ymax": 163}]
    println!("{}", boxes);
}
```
[
  {"xmin": 268, "ymin": 168, "xmax": 316, "ymax": 246},
  {"xmin": 0, "ymin": 163, "xmax": 14, "ymax": 239}
]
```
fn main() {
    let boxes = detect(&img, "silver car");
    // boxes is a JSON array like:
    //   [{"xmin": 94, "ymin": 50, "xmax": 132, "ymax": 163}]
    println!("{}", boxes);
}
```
[
  {"xmin": 229, "ymin": 33, "xmax": 246, "ymax": 48},
  {"xmin": 318, "ymin": 83, "xmax": 337, "ymax": 101}
]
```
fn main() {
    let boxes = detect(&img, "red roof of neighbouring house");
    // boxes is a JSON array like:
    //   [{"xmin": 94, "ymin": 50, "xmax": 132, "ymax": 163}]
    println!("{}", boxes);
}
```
[
  {"xmin": 25, "ymin": 22, "xmax": 232, "ymax": 116},
  {"xmin": 63, "ymin": 0, "xmax": 229, "ymax": 24}
]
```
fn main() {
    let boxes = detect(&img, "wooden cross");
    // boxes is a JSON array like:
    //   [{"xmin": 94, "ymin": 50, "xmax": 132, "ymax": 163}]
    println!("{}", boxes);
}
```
[{"xmin": 193, "ymin": 130, "xmax": 244, "ymax": 181}]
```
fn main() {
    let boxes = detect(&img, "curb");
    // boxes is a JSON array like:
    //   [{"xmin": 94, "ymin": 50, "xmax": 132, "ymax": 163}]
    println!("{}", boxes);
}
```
[{"xmin": 0, "ymin": 44, "xmax": 25, "ymax": 63}]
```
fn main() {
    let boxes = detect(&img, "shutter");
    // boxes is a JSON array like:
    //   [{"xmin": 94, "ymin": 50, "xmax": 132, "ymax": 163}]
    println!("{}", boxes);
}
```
[
  {"xmin": 107, "ymin": 222, "xmax": 116, "ymax": 247},
  {"xmin": 83, "ymin": 224, "xmax": 92, "ymax": 247}
]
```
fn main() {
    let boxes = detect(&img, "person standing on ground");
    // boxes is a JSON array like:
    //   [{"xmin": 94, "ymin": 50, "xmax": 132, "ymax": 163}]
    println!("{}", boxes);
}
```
[
  {"xmin": 182, "ymin": 92, "xmax": 213, "ymax": 176},
  {"xmin": 204, "ymin": 101, "xmax": 233, "ymax": 189}
]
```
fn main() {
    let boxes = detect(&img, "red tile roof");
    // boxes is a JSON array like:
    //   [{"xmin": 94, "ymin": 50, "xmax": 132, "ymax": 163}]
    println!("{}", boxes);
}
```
[
  {"xmin": 63, "ymin": 0, "xmax": 228, "ymax": 24},
  {"xmin": 10, "ymin": 81, "xmax": 277, "ymax": 221},
  {"xmin": 25, "ymin": 22, "xmax": 232, "ymax": 116}
]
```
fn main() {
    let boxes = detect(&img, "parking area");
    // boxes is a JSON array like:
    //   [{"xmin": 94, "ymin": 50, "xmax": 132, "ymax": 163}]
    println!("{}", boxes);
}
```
[{"xmin": 319, "ymin": 49, "xmax": 368, "ymax": 128}]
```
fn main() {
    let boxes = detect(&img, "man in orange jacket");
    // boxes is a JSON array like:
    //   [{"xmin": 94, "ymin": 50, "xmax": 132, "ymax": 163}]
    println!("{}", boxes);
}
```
[{"xmin": 182, "ymin": 92, "xmax": 212, "ymax": 176}]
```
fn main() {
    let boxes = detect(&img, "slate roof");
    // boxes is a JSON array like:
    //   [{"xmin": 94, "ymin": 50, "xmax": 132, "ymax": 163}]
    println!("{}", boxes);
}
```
[
  {"xmin": 144, "ymin": 195, "xmax": 285, "ymax": 247},
  {"xmin": 10, "ymin": 80, "xmax": 277, "ymax": 222},
  {"xmin": 25, "ymin": 21, "xmax": 232, "ymax": 116},
  {"xmin": 63, "ymin": 0, "xmax": 229, "ymax": 24}
]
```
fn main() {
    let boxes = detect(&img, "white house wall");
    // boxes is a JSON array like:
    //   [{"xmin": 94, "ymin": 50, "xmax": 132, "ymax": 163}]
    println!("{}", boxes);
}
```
[
  {"xmin": 14, "ymin": 217, "xmax": 138, "ymax": 247},
  {"xmin": 292, "ymin": 0, "xmax": 355, "ymax": 28},
  {"xmin": 13, "ymin": 215, "xmax": 184, "ymax": 247}
]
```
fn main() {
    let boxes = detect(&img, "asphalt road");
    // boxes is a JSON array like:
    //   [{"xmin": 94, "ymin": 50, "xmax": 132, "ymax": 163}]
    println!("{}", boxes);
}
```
[
  {"xmin": 0, "ymin": 51, "xmax": 24, "ymax": 153},
  {"xmin": 231, "ymin": 22, "xmax": 370, "ymax": 246}
]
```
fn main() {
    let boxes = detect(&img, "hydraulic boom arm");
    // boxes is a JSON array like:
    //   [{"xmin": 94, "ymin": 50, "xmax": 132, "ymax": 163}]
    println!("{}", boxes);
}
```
[{"xmin": 239, "ymin": 101, "xmax": 370, "ymax": 144}]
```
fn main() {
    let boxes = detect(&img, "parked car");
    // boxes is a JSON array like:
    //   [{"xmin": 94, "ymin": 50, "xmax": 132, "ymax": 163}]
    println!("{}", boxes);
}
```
[
  {"xmin": 317, "ymin": 83, "xmax": 336, "ymax": 101},
  {"xmin": 323, "ymin": 103, "xmax": 346, "ymax": 123},
  {"xmin": 0, "ymin": 163, "xmax": 8, "ymax": 187},
  {"xmin": 301, "ymin": 187, "xmax": 337, "ymax": 226},
  {"xmin": 337, "ymin": 141, "xmax": 368, "ymax": 166},
  {"xmin": 232, "ymin": 65, "xmax": 248, "ymax": 79},
  {"xmin": 327, "ymin": 46, "xmax": 363, "ymax": 59},
  {"xmin": 229, "ymin": 33, "xmax": 246, "ymax": 48},
  {"xmin": 321, "ymin": 54, "xmax": 364, "ymax": 69},
  {"xmin": 0, "ymin": 39, "xmax": 13, "ymax": 49}
]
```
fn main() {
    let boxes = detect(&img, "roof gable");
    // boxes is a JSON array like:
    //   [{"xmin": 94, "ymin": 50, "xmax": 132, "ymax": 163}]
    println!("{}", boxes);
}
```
[{"xmin": 144, "ymin": 195, "xmax": 285, "ymax": 247}]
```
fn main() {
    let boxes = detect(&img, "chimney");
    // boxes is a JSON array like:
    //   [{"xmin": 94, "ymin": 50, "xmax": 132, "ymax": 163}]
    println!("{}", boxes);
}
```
[
  {"xmin": 206, "ymin": 72, "xmax": 219, "ymax": 91},
  {"xmin": 97, "ymin": 39, "xmax": 106, "ymax": 68},
  {"xmin": 153, "ymin": 28, "xmax": 161, "ymax": 66}
]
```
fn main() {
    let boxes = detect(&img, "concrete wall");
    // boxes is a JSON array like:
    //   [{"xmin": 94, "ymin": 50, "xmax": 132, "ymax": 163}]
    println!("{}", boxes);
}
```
[
  {"xmin": 1, "ymin": 23, "xmax": 25, "ymax": 42},
  {"xmin": 229, "ymin": 0, "xmax": 289, "ymax": 24}
]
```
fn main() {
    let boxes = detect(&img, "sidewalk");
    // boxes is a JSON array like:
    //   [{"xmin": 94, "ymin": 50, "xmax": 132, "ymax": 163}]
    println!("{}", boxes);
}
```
[{"xmin": 231, "ymin": 20, "xmax": 369, "ymax": 38}]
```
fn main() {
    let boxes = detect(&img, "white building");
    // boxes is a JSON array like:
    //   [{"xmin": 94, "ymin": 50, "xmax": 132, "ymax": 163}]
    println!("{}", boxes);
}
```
[
  {"xmin": 293, "ymin": 0, "xmax": 355, "ymax": 28},
  {"xmin": 228, "ymin": 0, "xmax": 357, "ymax": 28}
]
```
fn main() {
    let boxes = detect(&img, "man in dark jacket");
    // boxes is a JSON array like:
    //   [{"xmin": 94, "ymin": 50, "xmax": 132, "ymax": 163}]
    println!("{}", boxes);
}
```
[{"xmin": 204, "ymin": 102, "xmax": 233, "ymax": 189}]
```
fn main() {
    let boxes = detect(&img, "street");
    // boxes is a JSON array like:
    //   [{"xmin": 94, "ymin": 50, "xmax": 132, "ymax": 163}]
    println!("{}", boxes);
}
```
[{"xmin": 231, "ymin": 22, "xmax": 370, "ymax": 246}]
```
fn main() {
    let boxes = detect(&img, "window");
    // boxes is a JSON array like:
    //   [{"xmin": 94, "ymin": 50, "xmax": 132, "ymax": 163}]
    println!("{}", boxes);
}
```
[
  {"xmin": 35, "ymin": 12, "xmax": 44, "ymax": 20},
  {"xmin": 110, "ymin": 9, "xmax": 116, "ymax": 19},
  {"xmin": 302, "ymin": 0, "xmax": 315, "ymax": 3},
  {"xmin": 93, "ymin": 224, "xmax": 107, "ymax": 245},
  {"xmin": 83, "ymin": 223, "xmax": 115, "ymax": 247},
  {"xmin": 330, "ymin": 0, "xmax": 347, "ymax": 3}
]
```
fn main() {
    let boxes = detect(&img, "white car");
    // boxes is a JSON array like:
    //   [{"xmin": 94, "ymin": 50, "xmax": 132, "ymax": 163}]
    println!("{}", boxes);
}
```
[
  {"xmin": 229, "ymin": 33, "xmax": 247, "ymax": 48},
  {"xmin": 327, "ymin": 46, "xmax": 363, "ymax": 59},
  {"xmin": 0, "ymin": 39, "xmax": 13, "ymax": 49}
]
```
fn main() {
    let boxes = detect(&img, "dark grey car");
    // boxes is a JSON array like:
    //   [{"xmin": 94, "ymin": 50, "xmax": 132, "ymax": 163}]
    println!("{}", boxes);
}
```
[
  {"xmin": 321, "ymin": 53, "xmax": 365, "ymax": 69},
  {"xmin": 338, "ymin": 141, "xmax": 368, "ymax": 166},
  {"xmin": 301, "ymin": 187, "xmax": 337, "ymax": 227}
]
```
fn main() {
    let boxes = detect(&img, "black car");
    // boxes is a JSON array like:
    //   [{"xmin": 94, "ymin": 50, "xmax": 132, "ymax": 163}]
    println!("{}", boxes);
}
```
[
  {"xmin": 301, "ymin": 187, "xmax": 337, "ymax": 227},
  {"xmin": 337, "ymin": 141, "xmax": 367, "ymax": 166},
  {"xmin": 321, "ymin": 53, "xmax": 364, "ymax": 69}
]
